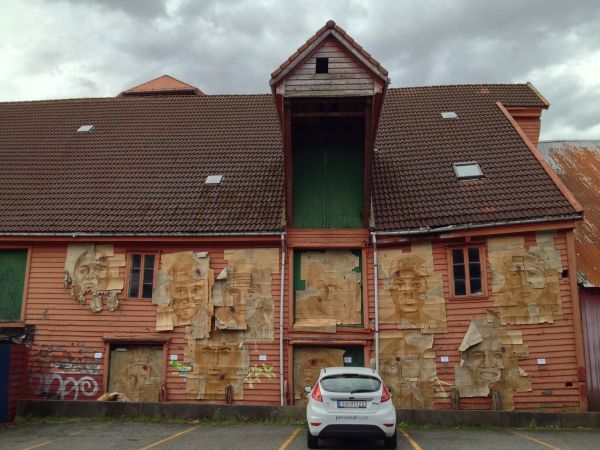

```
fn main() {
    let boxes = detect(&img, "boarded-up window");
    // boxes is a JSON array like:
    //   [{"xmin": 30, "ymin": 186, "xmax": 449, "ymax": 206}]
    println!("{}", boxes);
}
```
[
  {"xmin": 108, "ymin": 345, "xmax": 163, "ymax": 402},
  {"xmin": 0, "ymin": 249, "xmax": 27, "ymax": 322},
  {"xmin": 294, "ymin": 249, "xmax": 363, "ymax": 330}
]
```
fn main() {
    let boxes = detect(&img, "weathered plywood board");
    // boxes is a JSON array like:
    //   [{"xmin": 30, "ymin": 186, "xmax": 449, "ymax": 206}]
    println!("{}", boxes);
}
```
[
  {"xmin": 378, "ymin": 242, "xmax": 447, "ymax": 333},
  {"xmin": 488, "ymin": 234, "xmax": 563, "ymax": 324},
  {"xmin": 293, "ymin": 347, "xmax": 345, "ymax": 405},
  {"xmin": 108, "ymin": 346, "xmax": 163, "ymax": 402}
]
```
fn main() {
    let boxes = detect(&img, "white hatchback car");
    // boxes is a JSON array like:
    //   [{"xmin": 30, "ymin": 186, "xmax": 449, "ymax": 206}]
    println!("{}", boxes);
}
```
[{"xmin": 305, "ymin": 367, "xmax": 397, "ymax": 449}]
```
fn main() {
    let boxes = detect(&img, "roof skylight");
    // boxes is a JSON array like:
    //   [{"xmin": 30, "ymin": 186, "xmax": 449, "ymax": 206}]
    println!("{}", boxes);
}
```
[
  {"xmin": 441, "ymin": 111, "xmax": 459, "ymax": 119},
  {"xmin": 204, "ymin": 175, "xmax": 224, "ymax": 186},
  {"xmin": 77, "ymin": 125, "xmax": 95, "ymax": 133},
  {"xmin": 453, "ymin": 162, "xmax": 483, "ymax": 179}
]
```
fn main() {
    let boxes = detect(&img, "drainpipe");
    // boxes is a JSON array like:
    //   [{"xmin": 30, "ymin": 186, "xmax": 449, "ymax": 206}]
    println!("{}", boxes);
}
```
[
  {"xmin": 279, "ymin": 232, "xmax": 287, "ymax": 405},
  {"xmin": 371, "ymin": 232, "xmax": 380, "ymax": 373}
]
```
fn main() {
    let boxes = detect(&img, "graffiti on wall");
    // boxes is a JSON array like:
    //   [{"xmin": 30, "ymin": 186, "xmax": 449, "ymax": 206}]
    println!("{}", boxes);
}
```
[
  {"xmin": 29, "ymin": 373, "xmax": 99, "ymax": 400},
  {"xmin": 488, "ymin": 233, "xmax": 563, "ymax": 325},
  {"xmin": 243, "ymin": 363, "xmax": 276, "ymax": 388},
  {"xmin": 64, "ymin": 244, "xmax": 126, "ymax": 313},
  {"xmin": 454, "ymin": 311, "xmax": 531, "ymax": 410},
  {"xmin": 378, "ymin": 242, "xmax": 447, "ymax": 333}
]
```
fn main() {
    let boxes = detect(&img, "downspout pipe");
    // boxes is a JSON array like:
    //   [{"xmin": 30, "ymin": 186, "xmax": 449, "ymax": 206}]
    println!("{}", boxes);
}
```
[
  {"xmin": 371, "ymin": 232, "xmax": 380, "ymax": 373},
  {"xmin": 279, "ymin": 232, "xmax": 286, "ymax": 406}
]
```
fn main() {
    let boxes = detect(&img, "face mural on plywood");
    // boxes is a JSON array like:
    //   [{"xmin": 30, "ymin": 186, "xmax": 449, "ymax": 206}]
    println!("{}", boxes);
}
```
[
  {"xmin": 454, "ymin": 312, "xmax": 531, "ymax": 410},
  {"xmin": 379, "ymin": 243, "xmax": 447, "ymax": 333},
  {"xmin": 153, "ymin": 251, "xmax": 214, "ymax": 333},
  {"xmin": 488, "ymin": 234, "xmax": 563, "ymax": 325},
  {"xmin": 64, "ymin": 244, "xmax": 126, "ymax": 313},
  {"xmin": 294, "ymin": 250, "xmax": 362, "ymax": 331},
  {"xmin": 293, "ymin": 347, "xmax": 345, "ymax": 405},
  {"xmin": 377, "ymin": 332, "xmax": 437, "ymax": 409}
]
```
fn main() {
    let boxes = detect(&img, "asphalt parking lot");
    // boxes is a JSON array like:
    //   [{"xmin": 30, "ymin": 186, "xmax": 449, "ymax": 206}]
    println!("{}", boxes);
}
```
[{"xmin": 1, "ymin": 421, "xmax": 599, "ymax": 450}]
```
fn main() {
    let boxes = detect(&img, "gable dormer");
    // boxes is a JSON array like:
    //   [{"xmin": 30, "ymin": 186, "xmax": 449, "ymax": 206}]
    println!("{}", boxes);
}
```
[{"xmin": 270, "ymin": 21, "xmax": 389, "ymax": 228}]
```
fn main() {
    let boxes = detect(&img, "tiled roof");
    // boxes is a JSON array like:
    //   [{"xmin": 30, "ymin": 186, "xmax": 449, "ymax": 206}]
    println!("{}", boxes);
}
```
[
  {"xmin": 539, "ymin": 141, "xmax": 600, "ymax": 287},
  {"xmin": 121, "ymin": 75, "xmax": 204, "ymax": 96},
  {"xmin": 270, "ymin": 20, "xmax": 389, "ymax": 84},
  {"xmin": 0, "ymin": 95, "xmax": 283, "ymax": 234},
  {"xmin": 372, "ymin": 84, "xmax": 577, "ymax": 231},
  {"xmin": 0, "ymin": 83, "xmax": 577, "ymax": 235}
]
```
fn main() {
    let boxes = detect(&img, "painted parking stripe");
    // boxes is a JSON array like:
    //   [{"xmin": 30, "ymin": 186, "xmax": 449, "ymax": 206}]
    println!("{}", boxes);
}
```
[
  {"xmin": 22, "ymin": 422, "xmax": 111, "ymax": 450},
  {"xmin": 138, "ymin": 425, "xmax": 201, "ymax": 450},
  {"xmin": 278, "ymin": 427, "xmax": 301, "ymax": 450},
  {"xmin": 510, "ymin": 431, "xmax": 560, "ymax": 450},
  {"xmin": 399, "ymin": 428, "xmax": 423, "ymax": 450}
]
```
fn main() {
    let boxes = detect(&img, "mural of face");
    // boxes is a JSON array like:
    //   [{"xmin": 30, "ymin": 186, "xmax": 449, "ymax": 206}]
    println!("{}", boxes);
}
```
[
  {"xmin": 73, "ymin": 251, "xmax": 99, "ymax": 295},
  {"xmin": 389, "ymin": 266, "xmax": 427, "ymax": 322},
  {"xmin": 462, "ymin": 339, "xmax": 504, "ymax": 386},
  {"xmin": 167, "ymin": 254, "xmax": 206, "ymax": 322},
  {"xmin": 197, "ymin": 345, "xmax": 246, "ymax": 396}
]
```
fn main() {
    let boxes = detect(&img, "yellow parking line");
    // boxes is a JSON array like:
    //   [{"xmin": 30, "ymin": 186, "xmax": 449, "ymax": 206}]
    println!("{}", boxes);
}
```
[
  {"xmin": 23, "ymin": 429, "xmax": 87, "ymax": 450},
  {"xmin": 399, "ymin": 428, "xmax": 423, "ymax": 450},
  {"xmin": 511, "ymin": 431, "xmax": 560, "ymax": 450},
  {"xmin": 138, "ymin": 425, "xmax": 200, "ymax": 450},
  {"xmin": 278, "ymin": 427, "xmax": 301, "ymax": 450}
]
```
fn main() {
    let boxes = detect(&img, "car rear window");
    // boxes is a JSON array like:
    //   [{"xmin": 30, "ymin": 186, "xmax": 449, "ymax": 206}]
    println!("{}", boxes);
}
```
[{"xmin": 320, "ymin": 374, "xmax": 381, "ymax": 393}]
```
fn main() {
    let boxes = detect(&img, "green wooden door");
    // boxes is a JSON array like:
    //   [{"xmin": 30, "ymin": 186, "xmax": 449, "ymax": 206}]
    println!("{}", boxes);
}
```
[
  {"xmin": 0, "ymin": 249, "xmax": 27, "ymax": 322},
  {"xmin": 292, "ymin": 123, "xmax": 363, "ymax": 228}
]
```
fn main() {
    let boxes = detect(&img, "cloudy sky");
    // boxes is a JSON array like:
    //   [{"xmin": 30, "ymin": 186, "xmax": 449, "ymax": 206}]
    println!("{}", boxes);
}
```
[{"xmin": 1, "ymin": 0, "xmax": 599, "ymax": 140}]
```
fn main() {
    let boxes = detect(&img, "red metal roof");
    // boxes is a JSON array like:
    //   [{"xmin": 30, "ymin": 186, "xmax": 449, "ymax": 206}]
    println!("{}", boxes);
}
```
[{"xmin": 539, "ymin": 141, "xmax": 600, "ymax": 287}]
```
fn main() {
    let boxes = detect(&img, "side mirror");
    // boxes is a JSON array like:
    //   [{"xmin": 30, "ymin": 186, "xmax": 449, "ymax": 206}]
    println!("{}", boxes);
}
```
[{"xmin": 304, "ymin": 386, "xmax": 312, "ymax": 393}]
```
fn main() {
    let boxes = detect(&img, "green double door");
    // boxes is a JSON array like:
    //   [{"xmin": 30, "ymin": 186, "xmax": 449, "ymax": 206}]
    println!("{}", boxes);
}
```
[{"xmin": 292, "ymin": 122, "xmax": 364, "ymax": 228}]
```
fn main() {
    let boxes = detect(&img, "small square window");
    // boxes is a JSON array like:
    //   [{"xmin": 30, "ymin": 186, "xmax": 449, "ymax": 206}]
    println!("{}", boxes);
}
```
[
  {"xmin": 128, "ymin": 253, "xmax": 156, "ymax": 299},
  {"xmin": 316, "ymin": 57, "xmax": 329, "ymax": 74},
  {"xmin": 453, "ymin": 162, "xmax": 483, "ymax": 179},
  {"xmin": 441, "ymin": 111, "xmax": 459, "ymax": 119},
  {"xmin": 449, "ymin": 245, "xmax": 487, "ymax": 298},
  {"xmin": 77, "ymin": 125, "xmax": 95, "ymax": 133}
]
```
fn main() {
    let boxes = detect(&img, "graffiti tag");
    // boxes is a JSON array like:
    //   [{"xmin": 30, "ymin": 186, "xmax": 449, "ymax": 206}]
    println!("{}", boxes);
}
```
[
  {"xmin": 29, "ymin": 373, "xmax": 99, "ymax": 400},
  {"xmin": 243, "ymin": 363, "xmax": 276, "ymax": 388}
]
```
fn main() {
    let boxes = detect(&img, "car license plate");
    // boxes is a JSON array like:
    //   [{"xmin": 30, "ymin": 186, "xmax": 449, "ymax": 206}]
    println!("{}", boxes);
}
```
[{"xmin": 337, "ymin": 400, "xmax": 367, "ymax": 408}]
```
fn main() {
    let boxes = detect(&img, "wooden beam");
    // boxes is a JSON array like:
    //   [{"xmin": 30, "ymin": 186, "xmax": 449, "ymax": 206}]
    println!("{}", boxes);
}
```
[
  {"xmin": 291, "ymin": 111, "xmax": 365, "ymax": 118},
  {"xmin": 363, "ymin": 97, "xmax": 373, "ymax": 226},
  {"xmin": 284, "ymin": 100, "xmax": 293, "ymax": 227}
]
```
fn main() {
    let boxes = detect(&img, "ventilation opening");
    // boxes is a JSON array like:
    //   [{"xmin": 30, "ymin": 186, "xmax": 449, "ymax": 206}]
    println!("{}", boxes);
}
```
[{"xmin": 316, "ymin": 57, "xmax": 329, "ymax": 74}]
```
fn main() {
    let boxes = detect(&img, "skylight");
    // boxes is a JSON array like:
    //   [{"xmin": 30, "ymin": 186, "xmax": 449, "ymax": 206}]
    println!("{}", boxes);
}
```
[
  {"xmin": 453, "ymin": 162, "xmax": 483, "ymax": 179},
  {"xmin": 441, "ymin": 111, "xmax": 459, "ymax": 119},
  {"xmin": 204, "ymin": 175, "xmax": 224, "ymax": 186},
  {"xmin": 77, "ymin": 125, "xmax": 95, "ymax": 133}
]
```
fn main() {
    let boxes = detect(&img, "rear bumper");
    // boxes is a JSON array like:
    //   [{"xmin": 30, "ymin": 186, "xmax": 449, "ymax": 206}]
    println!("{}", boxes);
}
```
[
  {"xmin": 307, "ymin": 402, "xmax": 396, "ymax": 438},
  {"xmin": 317, "ymin": 424, "xmax": 387, "ymax": 439}
]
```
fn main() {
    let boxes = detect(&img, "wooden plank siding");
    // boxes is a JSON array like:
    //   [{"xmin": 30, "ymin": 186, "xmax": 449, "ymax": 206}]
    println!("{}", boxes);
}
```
[
  {"xmin": 5, "ymin": 344, "xmax": 27, "ymax": 421},
  {"xmin": 507, "ymin": 107, "xmax": 543, "ymax": 147},
  {"xmin": 282, "ymin": 37, "xmax": 381, "ymax": 97},
  {"xmin": 23, "ymin": 243, "xmax": 282, "ymax": 405},
  {"xmin": 367, "ymin": 230, "xmax": 582, "ymax": 411},
  {"xmin": 20, "ymin": 228, "xmax": 584, "ymax": 410}
]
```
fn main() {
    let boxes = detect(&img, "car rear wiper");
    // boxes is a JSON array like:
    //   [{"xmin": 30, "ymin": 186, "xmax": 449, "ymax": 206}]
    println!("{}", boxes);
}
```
[{"xmin": 350, "ymin": 389, "xmax": 374, "ymax": 394}]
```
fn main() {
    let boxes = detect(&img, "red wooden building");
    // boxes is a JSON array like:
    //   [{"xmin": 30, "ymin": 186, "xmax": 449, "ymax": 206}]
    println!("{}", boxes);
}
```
[{"xmin": 0, "ymin": 21, "xmax": 588, "ymax": 415}]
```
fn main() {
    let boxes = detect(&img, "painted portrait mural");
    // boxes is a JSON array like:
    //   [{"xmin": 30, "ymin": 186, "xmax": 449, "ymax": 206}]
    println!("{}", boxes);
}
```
[
  {"xmin": 294, "ymin": 250, "xmax": 362, "ymax": 332},
  {"xmin": 379, "ymin": 242, "xmax": 447, "ymax": 333},
  {"xmin": 64, "ymin": 244, "xmax": 126, "ymax": 313},
  {"xmin": 293, "ymin": 347, "xmax": 345, "ymax": 405},
  {"xmin": 378, "ymin": 331, "xmax": 437, "ymax": 409},
  {"xmin": 454, "ymin": 311, "xmax": 531, "ymax": 410},
  {"xmin": 488, "ymin": 233, "xmax": 563, "ymax": 324}
]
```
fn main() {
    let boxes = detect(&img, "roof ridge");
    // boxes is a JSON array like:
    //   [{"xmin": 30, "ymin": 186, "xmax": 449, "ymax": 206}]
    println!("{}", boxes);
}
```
[{"xmin": 388, "ymin": 83, "xmax": 531, "ymax": 91}]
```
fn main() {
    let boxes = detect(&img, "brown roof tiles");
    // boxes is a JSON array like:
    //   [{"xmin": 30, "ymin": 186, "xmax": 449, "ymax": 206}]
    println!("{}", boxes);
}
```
[
  {"xmin": 0, "ymin": 83, "xmax": 578, "ymax": 235},
  {"xmin": 121, "ymin": 74, "xmax": 204, "ymax": 96}
]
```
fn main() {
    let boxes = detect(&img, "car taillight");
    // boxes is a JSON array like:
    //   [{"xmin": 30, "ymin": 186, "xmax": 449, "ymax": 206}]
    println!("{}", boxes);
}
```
[
  {"xmin": 311, "ymin": 383, "xmax": 323, "ymax": 402},
  {"xmin": 381, "ymin": 384, "xmax": 391, "ymax": 402}
]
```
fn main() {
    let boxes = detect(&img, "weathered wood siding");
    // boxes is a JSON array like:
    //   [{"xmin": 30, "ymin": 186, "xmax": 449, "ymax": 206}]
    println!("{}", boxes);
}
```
[
  {"xmin": 581, "ymin": 287, "xmax": 600, "ymax": 410},
  {"xmin": 507, "ymin": 107, "xmax": 543, "ymax": 146},
  {"xmin": 283, "ymin": 37, "xmax": 381, "ymax": 97},
  {"xmin": 23, "ymin": 243, "xmax": 282, "ymax": 405},
  {"xmin": 367, "ymin": 230, "xmax": 582, "ymax": 411}
]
